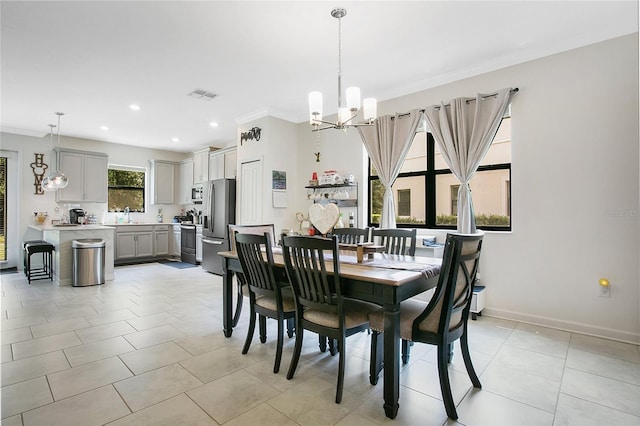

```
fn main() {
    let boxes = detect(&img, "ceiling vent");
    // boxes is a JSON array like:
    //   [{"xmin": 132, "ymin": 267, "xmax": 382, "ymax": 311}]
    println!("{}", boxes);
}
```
[{"xmin": 188, "ymin": 89, "xmax": 217, "ymax": 101}]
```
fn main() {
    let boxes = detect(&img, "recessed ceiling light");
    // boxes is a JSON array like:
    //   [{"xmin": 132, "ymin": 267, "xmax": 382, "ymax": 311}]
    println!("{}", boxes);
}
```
[
  {"xmin": 99, "ymin": 125, "xmax": 109, "ymax": 131},
  {"xmin": 171, "ymin": 137, "xmax": 180, "ymax": 143},
  {"xmin": 129, "ymin": 104, "xmax": 141, "ymax": 111},
  {"xmin": 209, "ymin": 121, "xmax": 219, "ymax": 128}
]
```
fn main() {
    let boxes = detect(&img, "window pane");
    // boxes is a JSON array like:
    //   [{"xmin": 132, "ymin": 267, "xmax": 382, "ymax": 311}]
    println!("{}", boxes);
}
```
[
  {"xmin": 399, "ymin": 131, "xmax": 427, "ymax": 173},
  {"xmin": 434, "ymin": 116, "xmax": 511, "ymax": 169},
  {"xmin": 370, "ymin": 176, "xmax": 425, "ymax": 225},
  {"xmin": 108, "ymin": 169, "xmax": 145, "ymax": 211},
  {"xmin": 436, "ymin": 169, "xmax": 510, "ymax": 227}
]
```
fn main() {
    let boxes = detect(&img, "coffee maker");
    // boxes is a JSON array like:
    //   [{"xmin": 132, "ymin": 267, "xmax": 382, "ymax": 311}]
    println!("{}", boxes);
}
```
[{"xmin": 69, "ymin": 208, "xmax": 86, "ymax": 224}]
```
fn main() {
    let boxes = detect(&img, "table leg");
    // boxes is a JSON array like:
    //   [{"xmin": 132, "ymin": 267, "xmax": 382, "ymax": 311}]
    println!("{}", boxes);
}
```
[
  {"xmin": 223, "ymin": 268, "xmax": 234, "ymax": 337},
  {"xmin": 383, "ymin": 302, "xmax": 401, "ymax": 419}
]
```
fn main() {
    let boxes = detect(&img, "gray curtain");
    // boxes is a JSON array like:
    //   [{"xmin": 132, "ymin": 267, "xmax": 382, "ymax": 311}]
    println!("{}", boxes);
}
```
[
  {"xmin": 357, "ymin": 110, "xmax": 423, "ymax": 228},
  {"xmin": 423, "ymin": 88, "xmax": 514, "ymax": 233}
]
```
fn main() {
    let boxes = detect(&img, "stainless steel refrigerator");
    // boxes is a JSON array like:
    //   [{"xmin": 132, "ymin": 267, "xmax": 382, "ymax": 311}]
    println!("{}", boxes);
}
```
[{"xmin": 201, "ymin": 178, "xmax": 236, "ymax": 275}]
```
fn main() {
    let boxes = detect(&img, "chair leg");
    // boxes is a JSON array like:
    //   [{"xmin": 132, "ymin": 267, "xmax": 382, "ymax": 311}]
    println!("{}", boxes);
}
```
[
  {"xmin": 232, "ymin": 280, "xmax": 244, "ymax": 327},
  {"xmin": 274, "ymin": 315, "xmax": 284, "ymax": 374},
  {"xmin": 318, "ymin": 335, "xmax": 327, "ymax": 352},
  {"xmin": 461, "ymin": 332, "xmax": 481, "ymax": 388},
  {"xmin": 242, "ymin": 305, "xmax": 256, "ymax": 355},
  {"xmin": 287, "ymin": 324, "xmax": 304, "ymax": 380},
  {"xmin": 369, "ymin": 331, "xmax": 383, "ymax": 385},
  {"xmin": 259, "ymin": 315, "xmax": 267, "ymax": 343},
  {"xmin": 401, "ymin": 339, "xmax": 411, "ymax": 364},
  {"xmin": 328, "ymin": 338, "xmax": 338, "ymax": 356},
  {"xmin": 335, "ymin": 335, "xmax": 346, "ymax": 403},
  {"xmin": 286, "ymin": 317, "xmax": 295, "ymax": 338},
  {"xmin": 437, "ymin": 343, "xmax": 458, "ymax": 420}
]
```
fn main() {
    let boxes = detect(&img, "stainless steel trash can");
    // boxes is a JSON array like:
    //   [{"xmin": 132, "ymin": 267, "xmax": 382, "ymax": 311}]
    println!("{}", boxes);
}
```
[{"xmin": 72, "ymin": 239, "xmax": 105, "ymax": 286}]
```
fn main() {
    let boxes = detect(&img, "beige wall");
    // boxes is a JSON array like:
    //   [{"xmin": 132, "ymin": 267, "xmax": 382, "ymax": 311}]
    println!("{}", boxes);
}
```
[{"xmin": 295, "ymin": 34, "xmax": 640, "ymax": 343}]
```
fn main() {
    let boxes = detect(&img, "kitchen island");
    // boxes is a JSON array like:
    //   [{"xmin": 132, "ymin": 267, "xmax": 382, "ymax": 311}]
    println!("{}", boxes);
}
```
[{"xmin": 28, "ymin": 224, "xmax": 116, "ymax": 285}]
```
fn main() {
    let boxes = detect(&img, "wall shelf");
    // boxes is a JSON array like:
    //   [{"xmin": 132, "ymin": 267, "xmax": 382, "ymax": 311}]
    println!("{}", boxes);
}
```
[{"xmin": 305, "ymin": 183, "xmax": 358, "ymax": 208}]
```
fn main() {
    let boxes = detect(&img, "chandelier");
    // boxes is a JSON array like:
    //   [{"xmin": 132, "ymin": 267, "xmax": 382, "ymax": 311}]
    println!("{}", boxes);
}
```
[
  {"xmin": 308, "ymin": 7, "xmax": 377, "ymax": 131},
  {"xmin": 42, "ymin": 112, "xmax": 69, "ymax": 191}
]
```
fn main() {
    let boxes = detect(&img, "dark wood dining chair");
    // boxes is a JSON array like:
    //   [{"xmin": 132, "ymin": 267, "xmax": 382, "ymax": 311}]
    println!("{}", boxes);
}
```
[
  {"xmin": 228, "ymin": 224, "xmax": 276, "ymax": 326},
  {"xmin": 235, "ymin": 232, "xmax": 295, "ymax": 374},
  {"xmin": 331, "ymin": 227, "xmax": 370, "ymax": 244},
  {"xmin": 368, "ymin": 232, "xmax": 484, "ymax": 420},
  {"xmin": 372, "ymin": 228, "xmax": 417, "ymax": 255},
  {"xmin": 282, "ymin": 235, "xmax": 378, "ymax": 403}
]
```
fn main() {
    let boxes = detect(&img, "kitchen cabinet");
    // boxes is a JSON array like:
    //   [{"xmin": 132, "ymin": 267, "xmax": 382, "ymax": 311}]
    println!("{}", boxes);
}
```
[
  {"xmin": 196, "ymin": 225, "xmax": 203, "ymax": 262},
  {"xmin": 178, "ymin": 160, "xmax": 193, "ymax": 205},
  {"xmin": 116, "ymin": 230, "xmax": 153, "ymax": 261},
  {"xmin": 208, "ymin": 151, "xmax": 225, "ymax": 180},
  {"xmin": 150, "ymin": 160, "xmax": 176, "ymax": 205},
  {"xmin": 209, "ymin": 148, "xmax": 237, "ymax": 180},
  {"xmin": 171, "ymin": 224, "xmax": 181, "ymax": 257},
  {"xmin": 224, "ymin": 149, "xmax": 237, "ymax": 178},
  {"xmin": 154, "ymin": 225, "xmax": 170, "ymax": 256},
  {"xmin": 55, "ymin": 149, "xmax": 108, "ymax": 203},
  {"xmin": 193, "ymin": 149, "xmax": 210, "ymax": 184}
]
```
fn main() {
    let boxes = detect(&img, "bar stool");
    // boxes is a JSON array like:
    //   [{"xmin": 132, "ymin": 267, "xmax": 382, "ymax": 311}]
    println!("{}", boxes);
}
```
[{"xmin": 23, "ymin": 240, "xmax": 55, "ymax": 284}]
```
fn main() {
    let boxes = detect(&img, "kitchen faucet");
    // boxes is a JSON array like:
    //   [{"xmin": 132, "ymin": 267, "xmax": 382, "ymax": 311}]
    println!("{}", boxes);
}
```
[{"xmin": 124, "ymin": 206, "xmax": 131, "ymax": 223}]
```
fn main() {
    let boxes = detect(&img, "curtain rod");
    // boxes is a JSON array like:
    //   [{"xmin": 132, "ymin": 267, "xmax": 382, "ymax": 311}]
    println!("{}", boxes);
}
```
[
  {"xmin": 429, "ymin": 87, "xmax": 519, "ymax": 111},
  {"xmin": 392, "ymin": 88, "xmax": 519, "ymax": 118}
]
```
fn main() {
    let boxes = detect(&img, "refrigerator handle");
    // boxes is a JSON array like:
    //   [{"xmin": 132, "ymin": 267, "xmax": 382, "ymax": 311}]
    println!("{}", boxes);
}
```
[{"xmin": 210, "ymin": 184, "xmax": 215, "ymax": 235}]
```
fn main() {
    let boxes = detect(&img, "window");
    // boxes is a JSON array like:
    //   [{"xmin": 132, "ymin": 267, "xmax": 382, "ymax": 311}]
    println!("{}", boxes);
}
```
[
  {"xmin": 397, "ymin": 189, "xmax": 411, "ymax": 216},
  {"xmin": 368, "ymin": 116, "xmax": 511, "ymax": 231},
  {"xmin": 108, "ymin": 167, "xmax": 145, "ymax": 212}
]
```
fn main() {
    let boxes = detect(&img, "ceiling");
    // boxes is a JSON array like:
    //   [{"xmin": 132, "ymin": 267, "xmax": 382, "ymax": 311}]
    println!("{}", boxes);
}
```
[{"xmin": 1, "ymin": 1, "xmax": 637, "ymax": 153}]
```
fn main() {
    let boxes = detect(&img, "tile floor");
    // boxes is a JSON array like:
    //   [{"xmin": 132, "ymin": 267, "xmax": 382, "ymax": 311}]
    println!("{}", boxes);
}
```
[{"xmin": 1, "ymin": 262, "xmax": 639, "ymax": 426}]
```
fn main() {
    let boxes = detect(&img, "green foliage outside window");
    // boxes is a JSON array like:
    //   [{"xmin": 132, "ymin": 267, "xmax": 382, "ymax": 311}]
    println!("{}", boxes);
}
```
[{"xmin": 108, "ymin": 169, "xmax": 145, "ymax": 212}]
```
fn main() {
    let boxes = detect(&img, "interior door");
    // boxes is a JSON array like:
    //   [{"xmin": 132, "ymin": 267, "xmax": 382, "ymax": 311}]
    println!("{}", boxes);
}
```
[{"xmin": 240, "ymin": 159, "xmax": 262, "ymax": 225}]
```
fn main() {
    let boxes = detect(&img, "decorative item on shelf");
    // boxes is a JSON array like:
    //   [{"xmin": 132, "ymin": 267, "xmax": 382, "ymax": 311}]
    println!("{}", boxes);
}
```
[
  {"xmin": 348, "ymin": 212, "xmax": 355, "ymax": 228},
  {"xmin": 42, "ymin": 112, "xmax": 69, "ymax": 191},
  {"xmin": 30, "ymin": 152, "xmax": 49, "ymax": 195},
  {"xmin": 335, "ymin": 213, "xmax": 345, "ymax": 229},
  {"xmin": 308, "ymin": 7, "xmax": 377, "ymax": 132},
  {"xmin": 33, "ymin": 211, "xmax": 48, "ymax": 225}
]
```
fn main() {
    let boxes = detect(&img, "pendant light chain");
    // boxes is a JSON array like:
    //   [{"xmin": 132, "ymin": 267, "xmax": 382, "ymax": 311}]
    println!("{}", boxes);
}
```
[{"xmin": 337, "ymin": 14, "xmax": 342, "ymax": 109}]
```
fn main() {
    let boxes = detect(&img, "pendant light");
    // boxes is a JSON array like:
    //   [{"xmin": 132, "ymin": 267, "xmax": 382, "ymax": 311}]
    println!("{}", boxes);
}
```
[
  {"xmin": 308, "ymin": 7, "xmax": 377, "ymax": 132},
  {"xmin": 42, "ymin": 112, "xmax": 69, "ymax": 191}
]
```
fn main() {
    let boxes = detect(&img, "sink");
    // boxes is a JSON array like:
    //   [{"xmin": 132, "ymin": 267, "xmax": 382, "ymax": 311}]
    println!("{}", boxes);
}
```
[{"xmin": 53, "ymin": 224, "xmax": 79, "ymax": 227}]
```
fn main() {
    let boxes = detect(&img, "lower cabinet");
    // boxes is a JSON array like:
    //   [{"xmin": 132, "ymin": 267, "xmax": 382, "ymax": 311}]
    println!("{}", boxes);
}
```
[
  {"xmin": 155, "ymin": 225, "xmax": 170, "ymax": 256},
  {"xmin": 115, "ymin": 225, "xmax": 171, "ymax": 263},
  {"xmin": 171, "ymin": 225, "xmax": 181, "ymax": 257}
]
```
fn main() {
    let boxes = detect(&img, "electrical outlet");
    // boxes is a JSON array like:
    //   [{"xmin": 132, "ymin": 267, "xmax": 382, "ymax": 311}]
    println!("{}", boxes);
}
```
[{"xmin": 599, "ymin": 284, "xmax": 611, "ymax": 298}]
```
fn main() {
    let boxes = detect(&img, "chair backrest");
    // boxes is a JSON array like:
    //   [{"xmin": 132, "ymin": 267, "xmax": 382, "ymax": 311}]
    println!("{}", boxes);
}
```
[
  {"xmin": 331, "ymin": 227, "xmax": 370, "ymax": 244},
  {"xmin": 413, "ymin": 232, "xmax": 483, "ymax": 341},
  {"xmin": 282, "ymin": 235, "xmax": 342, "ymax": 314},
  {"xmin": 235, "ymin": 232, "xmax": 280, "ymax": 299},
  {"xmin": 228, "ymin": 224, "xmax": 276, "ymax": 252},
  {"xmin": 372, "ymin": 228, "xmax": 417, "ymax": 256}
]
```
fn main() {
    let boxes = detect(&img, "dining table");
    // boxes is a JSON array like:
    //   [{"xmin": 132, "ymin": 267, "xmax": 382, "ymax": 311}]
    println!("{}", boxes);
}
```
[{"xmin": 218, "ymin": 247, "xmax": 441, "ymax": 419}]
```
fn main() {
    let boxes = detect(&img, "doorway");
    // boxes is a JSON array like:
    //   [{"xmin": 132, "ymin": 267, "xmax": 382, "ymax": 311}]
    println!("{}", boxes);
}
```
[
  {"xmin": 239, "ymin": 158, "xmax": 262, "ymax": 225},
  {"xmin": 0, "ymin": 150, "xmax": 18, "ymax": 270}
]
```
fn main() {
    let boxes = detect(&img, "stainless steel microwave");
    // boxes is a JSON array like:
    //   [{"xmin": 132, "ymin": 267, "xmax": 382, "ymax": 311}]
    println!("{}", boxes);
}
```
[{"xmin": 191, "ymin": 184, "xmax": 204, "ymax": 203}]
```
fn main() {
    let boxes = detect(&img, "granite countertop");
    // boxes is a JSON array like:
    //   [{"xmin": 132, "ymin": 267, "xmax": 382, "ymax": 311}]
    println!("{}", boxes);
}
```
[{"xmin": 29, "ymin": 224, "xmax": 116, "ymax": 231}]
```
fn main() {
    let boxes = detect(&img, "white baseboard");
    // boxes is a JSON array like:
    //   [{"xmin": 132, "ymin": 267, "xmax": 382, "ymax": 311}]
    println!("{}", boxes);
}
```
[{"xmin": 484, "ymin": 307, "xmax": 640, "ymax": 345}]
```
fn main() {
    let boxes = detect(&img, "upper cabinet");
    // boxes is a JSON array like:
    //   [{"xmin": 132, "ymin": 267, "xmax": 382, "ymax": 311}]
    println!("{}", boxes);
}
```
[
  {"xmin": 193, "ymin": 149, "xmax": 209, "ymax": 184},
  {"xmin": 150, "ymin": 160, "xmax": 176, "ymax": 205},
  {"xmin": 209, "ymin": 148, "xmax": 237, "ymax": 181},
  {"xmin": 178, "ymin": 160, "xmax": 193, "ymax": 205},
  {"xmin": 55, "ymin": 149, "xmax": 108, "ymax": 203},
  {"xmin": 224, "ymin": 149, "xmax": 237, "ymax": 178}
]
